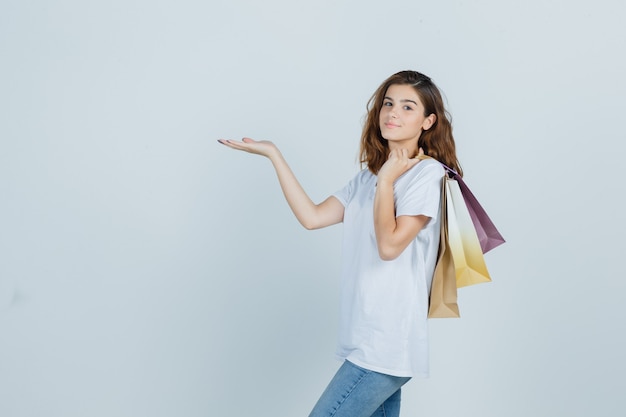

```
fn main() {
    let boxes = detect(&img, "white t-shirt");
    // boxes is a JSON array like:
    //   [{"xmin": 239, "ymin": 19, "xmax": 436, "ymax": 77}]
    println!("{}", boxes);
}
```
[{"xmin": 332, "ymin": 159, "xmax": 444, "ymax": 378}]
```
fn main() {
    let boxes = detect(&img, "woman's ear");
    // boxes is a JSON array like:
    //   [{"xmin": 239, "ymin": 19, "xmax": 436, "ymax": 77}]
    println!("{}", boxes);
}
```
[{"xmin": 423, "ymin": 114, "xmax": 436, "ymax": 131}]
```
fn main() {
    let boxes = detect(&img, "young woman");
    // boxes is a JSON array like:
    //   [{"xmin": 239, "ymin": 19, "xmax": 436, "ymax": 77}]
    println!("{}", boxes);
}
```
[{"xmin": 218, "ymin": 70, "xmax": 462, "ymax": 417}]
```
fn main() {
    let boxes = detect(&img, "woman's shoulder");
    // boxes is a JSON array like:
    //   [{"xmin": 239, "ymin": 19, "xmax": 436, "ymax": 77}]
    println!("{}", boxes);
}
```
[
  {"xmin": 338, "ymin": 167, "xmax": 375, "ymax": 193},
  {"xmin": 408, "ymin": 158, "xmax": 445, "ymax": 179},
  {"xmin": 354, "ymin": 167, "xmax": 375, "ymax": 183}
]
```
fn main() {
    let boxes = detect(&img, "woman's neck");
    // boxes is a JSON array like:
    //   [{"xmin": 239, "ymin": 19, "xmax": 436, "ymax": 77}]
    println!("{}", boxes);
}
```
[{"xmin": 387, "ymin": 140, "xmax": 418, "ymax": 158}]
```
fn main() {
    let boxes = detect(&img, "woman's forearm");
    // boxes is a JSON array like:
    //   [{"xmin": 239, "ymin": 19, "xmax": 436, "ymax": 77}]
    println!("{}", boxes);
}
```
[
  {"xmin": 373, "ymin": 179, "xmax": 429, "ymax": 261},
  {"xmin": 373, "ymin": 179, "xmax": 400, "ymax": 260},
  {"xmin": 269, "ymin": 150, "xmax": 316, "ymax": 227},
  {"xmin": 269, "ymin": 149, "xmax": 342, "ymax": 230}
]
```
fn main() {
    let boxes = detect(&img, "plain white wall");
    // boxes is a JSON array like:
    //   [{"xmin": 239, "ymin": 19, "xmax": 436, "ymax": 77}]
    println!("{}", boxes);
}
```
[{"xmin": 1, "ymin": 0, "xmax": 625, "ymax": 416}]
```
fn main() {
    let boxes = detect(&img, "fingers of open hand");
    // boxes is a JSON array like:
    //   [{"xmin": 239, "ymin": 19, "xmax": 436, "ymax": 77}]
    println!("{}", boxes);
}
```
[
  {"xmin": 218, "ymin": 138, "xmax": 276, "ymax": 158},
  {"xmin": 219, "ymin": 137, "xmax": 254, "ymax": 147},
  {"xmin": 218, "ymin": 139, "xmax": 247, "ymax": 151}
]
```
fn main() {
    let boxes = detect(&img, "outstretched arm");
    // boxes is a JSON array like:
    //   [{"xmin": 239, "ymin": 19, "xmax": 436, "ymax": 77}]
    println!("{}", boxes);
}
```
[
  {"xmin": 218, "ymin": 138, "xmax": 344, "ymax": 230},
  {"xmin": 374, "ymin": 148, "xmax": 430, "ymax": 261}
]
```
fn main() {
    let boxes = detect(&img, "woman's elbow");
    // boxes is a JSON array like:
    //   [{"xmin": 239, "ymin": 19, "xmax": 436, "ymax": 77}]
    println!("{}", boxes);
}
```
[
  {"xmin": 302, "ymin": 221, "xmax": 317, "ymax": 231},
  {"xmin": 377, "ymin": 244, "xmax": 401, "ymax": 261},
  {"xmin": 300, "ymin": 217, "xmax": 321, "ymax": 230}
]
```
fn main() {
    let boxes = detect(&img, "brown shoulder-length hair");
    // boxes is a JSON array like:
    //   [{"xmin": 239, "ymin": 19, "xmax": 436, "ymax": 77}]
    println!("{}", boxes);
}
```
[{"xmin": 359, "ymin": 70, "xmax": 463, "ymax": 176}]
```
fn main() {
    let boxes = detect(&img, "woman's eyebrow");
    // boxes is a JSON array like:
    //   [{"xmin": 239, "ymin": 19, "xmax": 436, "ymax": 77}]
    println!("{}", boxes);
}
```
[{"xmin": 383, "ymin": 96, "xmax": 417, "ymax": 105}]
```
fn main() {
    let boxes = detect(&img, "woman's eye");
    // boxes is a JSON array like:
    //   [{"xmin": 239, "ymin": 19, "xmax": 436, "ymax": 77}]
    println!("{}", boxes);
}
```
[
  {"xmin": 383, "ymin": 101, "xmax": 392, "ymax": 106},
  {"xmin": 403, "ymin": 105, "xmax": 413, "ymax": 111}
]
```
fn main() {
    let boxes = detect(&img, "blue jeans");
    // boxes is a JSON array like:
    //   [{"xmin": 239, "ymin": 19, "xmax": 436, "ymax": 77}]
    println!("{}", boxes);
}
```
[{"xmin": 309, "ymin": 360, "xmax": 411, "ymax": 417}]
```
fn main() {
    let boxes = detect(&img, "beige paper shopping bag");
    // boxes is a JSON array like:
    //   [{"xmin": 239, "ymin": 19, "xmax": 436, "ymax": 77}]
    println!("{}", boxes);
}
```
[{"xmin": 428, "ymin": 177, "xmax": 460, "ymax": 318}]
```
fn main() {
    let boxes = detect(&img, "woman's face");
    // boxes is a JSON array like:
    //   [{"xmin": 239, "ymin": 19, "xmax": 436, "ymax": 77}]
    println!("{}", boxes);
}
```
[{"xmin": 379, "ymin": 84, "xmax": 434, "ymax": 148}]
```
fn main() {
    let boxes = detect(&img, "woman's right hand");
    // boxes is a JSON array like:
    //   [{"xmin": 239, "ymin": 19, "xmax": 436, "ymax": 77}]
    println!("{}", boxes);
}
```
[{"xmin": 217, "ymin": 137, "xmax": 279, "ymax": 159}]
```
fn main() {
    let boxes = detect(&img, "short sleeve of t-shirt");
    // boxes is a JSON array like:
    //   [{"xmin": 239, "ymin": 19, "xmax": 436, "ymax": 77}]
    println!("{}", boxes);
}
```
[
  {"xmin": 333, "ymin": 176, "xmax": 354, "ymax": 208},
  {"xmin": 394, "ymin": 160, "xmax": 444, "ymax": 219}
]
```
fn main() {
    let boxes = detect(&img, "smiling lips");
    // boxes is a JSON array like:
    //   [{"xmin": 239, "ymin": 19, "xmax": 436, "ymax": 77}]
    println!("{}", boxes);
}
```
[{"xmin": 384, "ymin": 122, "xmax": 400, "ymax": 128}]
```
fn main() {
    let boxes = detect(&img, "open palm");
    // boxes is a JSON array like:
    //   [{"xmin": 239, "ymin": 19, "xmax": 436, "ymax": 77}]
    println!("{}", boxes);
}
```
[{"xmin": 217, "ymin": 137, "xmax": 278, "ymax": 158}]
